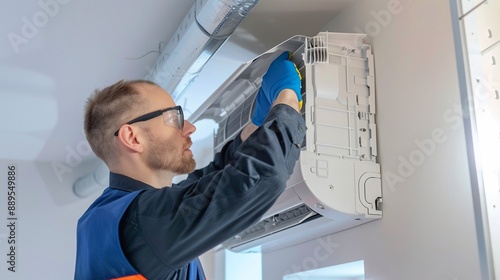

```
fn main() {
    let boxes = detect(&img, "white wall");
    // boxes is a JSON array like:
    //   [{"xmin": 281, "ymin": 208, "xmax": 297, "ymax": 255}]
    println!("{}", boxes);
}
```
[
  {"xmin": 0, "ymin": 158, "xmax": 101, "ymax": 279},
  {"xmin": 261, "ymin": 0, "xmax": 483, "ymax": 279}
]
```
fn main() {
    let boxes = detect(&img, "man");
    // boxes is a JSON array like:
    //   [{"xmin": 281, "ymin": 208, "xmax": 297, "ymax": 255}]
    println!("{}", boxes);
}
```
[{"xmin": 75, "ymin": 52, "xmax": 305, "ymax": 280}]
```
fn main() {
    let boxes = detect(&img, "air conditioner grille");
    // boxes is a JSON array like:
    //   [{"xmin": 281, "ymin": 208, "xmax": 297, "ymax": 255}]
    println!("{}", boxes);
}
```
[
  {"xmin": 226, "ymin": 108, "xmax": 241, "ymax": 138},
  {"xmin": 215, "ymin": 118, "xmax": 227, "ymax": 147},
  {"xmin": 242, "ymin": 95, "xmax": 254, "ymax": 124},
  {"xmin": 222, "ymin": 203, "xmax": 318, "ymax": 248},
  {"xmin": 305, "ymin": 35, "xmax": 328, "ymax": 64}
]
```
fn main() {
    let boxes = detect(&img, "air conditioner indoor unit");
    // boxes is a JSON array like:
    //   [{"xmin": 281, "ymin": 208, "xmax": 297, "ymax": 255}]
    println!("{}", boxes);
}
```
[{"xmin": 189, "ymin": 32, "xmax": 382, "ymax": 253}]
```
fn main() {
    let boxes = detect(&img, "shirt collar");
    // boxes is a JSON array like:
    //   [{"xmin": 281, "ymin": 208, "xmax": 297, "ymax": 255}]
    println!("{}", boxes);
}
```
[{"xmin": 109, "ymin": 172, "xmax": 156, "ymax": 192}]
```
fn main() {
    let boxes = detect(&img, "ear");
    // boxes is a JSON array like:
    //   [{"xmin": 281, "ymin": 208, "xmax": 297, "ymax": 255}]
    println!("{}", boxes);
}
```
[{"xmin": 116, "ymin": 125, "xmax": 144, "ymax": 153}]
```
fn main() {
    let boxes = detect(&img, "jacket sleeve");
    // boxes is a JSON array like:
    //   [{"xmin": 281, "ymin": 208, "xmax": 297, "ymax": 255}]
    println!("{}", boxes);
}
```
[
  {"xmin": 174, "ymin": 129, "xmax": 243, "ymax": 187},
  {"xmin": 123, "ymin": 104, "xmax": 306, "ymax": 272}
]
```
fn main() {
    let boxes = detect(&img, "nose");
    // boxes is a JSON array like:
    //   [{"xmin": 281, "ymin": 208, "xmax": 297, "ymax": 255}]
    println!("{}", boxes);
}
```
[{"xmin": 182, "ymin": 120, "xmax": 196, "ymax": 137}]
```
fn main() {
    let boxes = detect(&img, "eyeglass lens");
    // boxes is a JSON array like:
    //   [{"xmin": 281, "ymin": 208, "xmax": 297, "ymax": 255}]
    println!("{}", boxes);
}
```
[{"xmin": 163, "ymin": 109, "xmax": 183, "ymax": 130}]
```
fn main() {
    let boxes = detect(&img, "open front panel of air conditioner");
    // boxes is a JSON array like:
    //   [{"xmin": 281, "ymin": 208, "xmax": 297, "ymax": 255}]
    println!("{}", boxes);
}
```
[{"xmin": 189, "ymin": 32, "xmax": 382, "ymax": 253}]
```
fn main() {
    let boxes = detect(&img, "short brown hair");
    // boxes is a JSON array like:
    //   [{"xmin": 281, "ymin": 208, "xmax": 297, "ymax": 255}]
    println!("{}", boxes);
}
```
[{"xmin": 84, "ymin": 79, "xmax": 156, "ymax": 165}]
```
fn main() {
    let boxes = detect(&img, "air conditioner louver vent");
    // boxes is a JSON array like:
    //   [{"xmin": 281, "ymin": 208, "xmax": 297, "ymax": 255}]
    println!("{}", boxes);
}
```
[
  {"xmin": 305, "ymin": 35, "xmax": 328, "ymax": 64},
  {"xmin": 223, "ymin": 204, "xmax": 319, "ymax": 248}
]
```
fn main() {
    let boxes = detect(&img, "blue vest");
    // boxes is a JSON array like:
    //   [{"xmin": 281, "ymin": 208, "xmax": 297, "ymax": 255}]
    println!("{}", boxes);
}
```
[{"xmin": 75, "ymin": 187, "xmax": 205, "ymax": 280}]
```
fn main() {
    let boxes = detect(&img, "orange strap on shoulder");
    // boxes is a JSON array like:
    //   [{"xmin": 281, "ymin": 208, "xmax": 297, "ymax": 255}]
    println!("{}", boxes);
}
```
[{"xmin": 111, "ymin": 274, "xmax": 147, "ymax": 280}]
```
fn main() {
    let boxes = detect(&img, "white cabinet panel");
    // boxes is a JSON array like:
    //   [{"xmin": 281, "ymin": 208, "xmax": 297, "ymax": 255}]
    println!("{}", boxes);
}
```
[
  {"xmin": 464, "ymin": 0, "xmax": 500, "ymax": 52},
  {"xmin": 481, "ymin": 45, "xmax": 500, "ymax": 117},
  {"xmin": 461, "ymin": 0, "xmax": 484, "ymax": 15}
]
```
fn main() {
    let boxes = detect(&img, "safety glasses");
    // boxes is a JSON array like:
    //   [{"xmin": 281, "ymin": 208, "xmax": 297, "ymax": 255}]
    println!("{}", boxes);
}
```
[{"xmin": 114, "ymin": 105, "xmax": 184, "ymax": 136}]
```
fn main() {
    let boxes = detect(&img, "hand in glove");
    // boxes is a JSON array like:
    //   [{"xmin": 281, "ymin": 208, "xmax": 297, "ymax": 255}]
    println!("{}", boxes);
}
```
[{"xmin": 251, "ymin": 51, "xmax": 302, "ymax": 126}]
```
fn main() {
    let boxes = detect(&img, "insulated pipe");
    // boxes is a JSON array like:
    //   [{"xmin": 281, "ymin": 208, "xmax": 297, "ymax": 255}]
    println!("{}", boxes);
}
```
[
  {"xmin": 145, "ymin": 0, "xmax": 261, "ymax": 101},
  {"xmin": 73, "ymin": 0, "xmax": 260, "ymax": 197}
]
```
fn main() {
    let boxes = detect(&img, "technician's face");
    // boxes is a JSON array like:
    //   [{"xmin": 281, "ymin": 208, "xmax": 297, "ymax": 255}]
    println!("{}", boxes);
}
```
[{"xmin": 136, "ymin": 83, "xmax": 197, "ymax": 174}]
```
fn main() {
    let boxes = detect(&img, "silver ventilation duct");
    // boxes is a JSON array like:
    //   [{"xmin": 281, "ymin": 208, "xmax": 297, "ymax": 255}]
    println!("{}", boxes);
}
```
[
  {"xmin": 145, "ymin": 0, "xmax": 261, "ymax": 101},
  {"xmin": 73, "ymin": 0, "xmax": 260, "ymax": 197}
]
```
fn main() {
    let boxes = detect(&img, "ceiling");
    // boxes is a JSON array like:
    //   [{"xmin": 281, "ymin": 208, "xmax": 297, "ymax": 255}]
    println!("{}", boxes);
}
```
[{"xmin": 1, "ymin": 0, "xmax": 352, "ymax": 163}]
